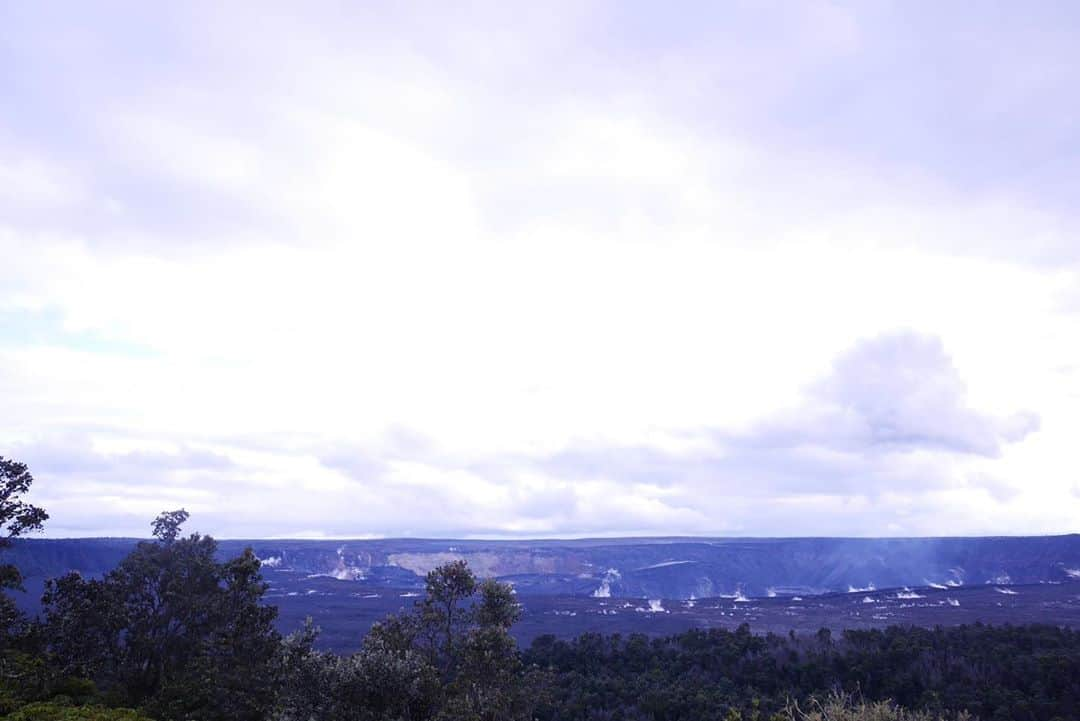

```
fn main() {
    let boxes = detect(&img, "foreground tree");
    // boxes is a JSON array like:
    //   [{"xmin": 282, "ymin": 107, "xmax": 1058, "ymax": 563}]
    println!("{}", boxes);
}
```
[
  {"xmin": 0, "ymin": 456, "xmax": 49, "ymax": 640},
  {"xmin": 0, "ymin": 456, "xmax": 51, "ymax": 715},
  {"xmin": 275, "ymin": 560, "xmax": 542, "ymax": 721},
  {"xmin": 43, "ymin": 510, "xmax": 280, "ymax": 721}
]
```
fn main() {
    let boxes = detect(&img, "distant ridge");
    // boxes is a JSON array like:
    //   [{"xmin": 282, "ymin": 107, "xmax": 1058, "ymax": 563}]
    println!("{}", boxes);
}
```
[{"xmin": 11, "ymin": 534, "xmax": 1080, "ymax": 600}]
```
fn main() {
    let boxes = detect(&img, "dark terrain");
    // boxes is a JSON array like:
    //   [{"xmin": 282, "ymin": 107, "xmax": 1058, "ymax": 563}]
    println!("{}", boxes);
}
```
[
  {"xmin": 11, "ymin": 535, "xmax": 1080, "ymax": 652},
  {"xmin": 262, "ymin": 573, "xmax": 1080, "ymax": 652}
]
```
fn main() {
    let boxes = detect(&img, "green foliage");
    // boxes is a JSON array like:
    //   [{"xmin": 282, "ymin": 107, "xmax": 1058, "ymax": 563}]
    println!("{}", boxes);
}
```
[
  {"xmin": 0, "ymin": 458, "xmax": 49, "ymax": 557},
  {"xmin": 2, "ymin": 701, "xmax": 154, "ymax": 720},
  {"xmin": 0, "ymin": 649, "xmax": 52, "ymax": 713},
  {"xmin": 474, "ymin": 578, "xmax": 521, "ymax": 629},
  {"xmin": 0, "ymin": 457, "xmax": 49, "ymax": 641},
  {"xmin": 149, "ymin": 510, "xmax": 188, "ymax": 546},
  {"xmin": 526, "ymin": 622, "xmax": 1080, "ymax": 721},
  {"xmin": 41, "ymin": 512, "xmax": 280, "ymax": 721},
  {"xmin": 782, "ymin": 693, "xmax": 971, "ymax": 721},
  {"xmin": 274, "ymin": 561, "xmax": 541, "ymax": 721}
]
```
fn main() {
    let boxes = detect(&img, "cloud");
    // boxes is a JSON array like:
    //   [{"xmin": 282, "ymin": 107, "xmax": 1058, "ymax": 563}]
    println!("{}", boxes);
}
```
[
  {"xmin": 753, "ymin": 332, "xmax": 1040, "ymax": 458},
  {"xmin": 284, "ymin": 332, "xmax": 1047, "ymax": 538},
  {"xmin": 1055, "ymin": 277, "xmax": 1080, "ymax": 314},
  {"xmin": 524, "ymin": 332, "xmax": 1040, "ymax": 515},
  {"xmin": 14, "ymin": 434, "xmax": 233, "ymax": 476},
  {"xmin": 4, "ymin": 434, "xmax": 238, "ymax": 537},
  {"xmin": 2, "ymin": 3, "xmax": 1080, "ymax": 538}
]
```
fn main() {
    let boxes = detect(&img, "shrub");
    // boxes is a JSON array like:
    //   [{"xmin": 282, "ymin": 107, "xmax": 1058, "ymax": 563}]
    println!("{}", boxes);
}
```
[
  {"xmin": 784, "ymin": 693, "xmax": 973, "ymax": 721},
  {"xmin": 3, "ymin": 701, "xmax": 154, "ymax": 720}
]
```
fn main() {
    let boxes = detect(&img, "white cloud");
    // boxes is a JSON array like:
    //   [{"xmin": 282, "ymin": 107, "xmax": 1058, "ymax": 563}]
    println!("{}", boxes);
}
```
[{"xmin": 2, "ymin": 2, "xmax": 1079, "ymax": 537}]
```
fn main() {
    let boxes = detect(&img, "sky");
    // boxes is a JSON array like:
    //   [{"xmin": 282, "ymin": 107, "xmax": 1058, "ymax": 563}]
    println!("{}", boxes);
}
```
[{"xmin": 2, "ymin": 1, "xmax": 1079, "ymax": 539}]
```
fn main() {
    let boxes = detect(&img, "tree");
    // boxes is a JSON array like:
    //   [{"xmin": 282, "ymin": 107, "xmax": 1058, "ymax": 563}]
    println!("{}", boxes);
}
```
[
  {"xmin": 272, "ymin": 616, "xmax": 441, "ymax": 721},
  {"xmin": 272, "ymin": 620, "xmax": 338, "ymax": 721},
  {"xmin": 38, "ymin": 573, "xmax": 123, "ymax": 685},
  {"xmin": 0, "ymin": 457, "xmax": 49, "ymax": 639},
  {"xmin": 0, "ymin": 458, "xmax": 48, "ymax": 548},
  {"xmin": 150, "ymin": 509, "xmax": 188, "ymax": 545},
  {"xmin": 420, "ymin": 559, "xmax": 477, "ymax": 676},
  {"xmin": 446, "ymin": 579, "xmax": 540, "ymax": 721},
  {"xmin": 43, "ymin": 511, "xmax": 280, "ymax": 721},
  {"xmin": 273, "ymin": 560, "xmax": 541, "ymax": 721}
]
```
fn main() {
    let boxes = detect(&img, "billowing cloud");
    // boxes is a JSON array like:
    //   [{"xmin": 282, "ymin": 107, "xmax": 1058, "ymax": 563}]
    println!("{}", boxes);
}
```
[
  {"xmin": 753, "ymin": 332, "xmax": 1040, "ymax": 458},
  {"xmin": 526, "ymin": 332, "xmax": 1039, "ymax": 505}
]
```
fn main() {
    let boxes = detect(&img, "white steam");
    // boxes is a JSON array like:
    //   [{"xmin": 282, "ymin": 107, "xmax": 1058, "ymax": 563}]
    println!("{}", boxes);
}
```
[{"xmin": 592, "ymin": 568, "xmax": 621, "ymax": 598}]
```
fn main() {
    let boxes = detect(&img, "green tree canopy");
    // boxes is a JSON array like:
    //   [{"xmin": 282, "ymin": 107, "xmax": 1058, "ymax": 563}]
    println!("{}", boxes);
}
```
[
  {"xmin": 275, "ymin": 559, "xmax": 540, "ymax": 721},
  {"xmin": 42, "ymin": 511, "xmax": 279, "ymax": 721},
  {"xmin": 0, "ymin": 456, "xmax": 49, "ymax": 639}
]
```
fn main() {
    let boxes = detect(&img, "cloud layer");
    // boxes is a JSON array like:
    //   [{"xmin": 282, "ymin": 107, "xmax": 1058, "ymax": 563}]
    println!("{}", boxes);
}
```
[{"xmin": 2, "ymin": 2, "xmax": 1079, "ymax": 537}]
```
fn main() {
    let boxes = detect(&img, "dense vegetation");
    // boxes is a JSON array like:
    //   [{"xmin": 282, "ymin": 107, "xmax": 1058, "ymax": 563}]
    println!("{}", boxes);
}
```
[
  {"xmin": 3, "ymin": 455, "xmax": 1080, "ymax": 720},
  {"xmin": 525, "ymin": 623, "xmax": 1080, "ymax": 721}
]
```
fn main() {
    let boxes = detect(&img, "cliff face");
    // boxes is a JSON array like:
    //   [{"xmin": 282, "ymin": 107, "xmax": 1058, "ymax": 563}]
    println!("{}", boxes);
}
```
[{"xmin": 10, "ymin": 535, "xmax": 1080, "ymax": 600}]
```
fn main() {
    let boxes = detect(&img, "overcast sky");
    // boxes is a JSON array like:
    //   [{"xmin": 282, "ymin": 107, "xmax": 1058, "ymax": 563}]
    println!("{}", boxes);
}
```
[{"xmin": 2, "ymin": 1, "xmax": 1079, "ymax": 538}]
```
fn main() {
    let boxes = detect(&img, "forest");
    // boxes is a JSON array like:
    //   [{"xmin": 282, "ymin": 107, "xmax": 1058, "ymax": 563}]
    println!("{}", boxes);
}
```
[{"xmin": 3, "ymin": 457, "xmax": 1079, "ymax": 721}]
